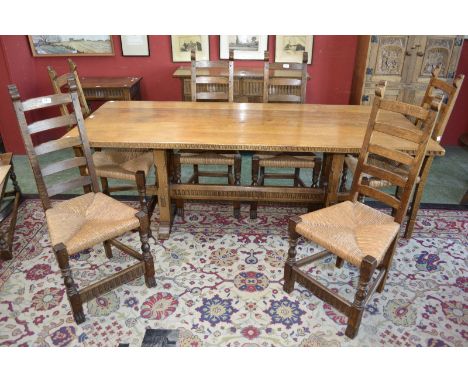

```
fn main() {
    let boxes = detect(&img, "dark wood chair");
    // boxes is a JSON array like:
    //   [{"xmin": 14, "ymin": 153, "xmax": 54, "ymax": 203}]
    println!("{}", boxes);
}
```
[
  {"xmin": 8, "ymin": 77, "xmax": 156, "ymax": 324},
  {"xmin": 172, "ymin": 49, "xmax": 241, "ymax": 218},
  {"xmin": 250, "ymin": 51, "xmax": 321, "ymax": 219},
  {"xmin": 0, "ymin": 153, "xmax": 21, "ymax": 260},
  {"xmin": 48, "ymin": 59, "xmax": 157, "ymax": 223},
  {"xmin": 344, "ymin": 66, "xmax": 464, "ymax": 238},
  {"xmin": 284, "ymin": 81, "xmax": 442, "ymax": 338}
]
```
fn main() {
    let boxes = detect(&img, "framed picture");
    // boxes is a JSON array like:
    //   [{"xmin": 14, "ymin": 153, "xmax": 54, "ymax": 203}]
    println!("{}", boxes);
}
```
[
  {"xmin": 121, "ymin": 35, "xmax": 150, "ymax": 56},
  {"xmin": 171, "ymin": 35, "xmax": 210, "ymax": 62},
  {"xmin": 275, "ymin": 35, "xmax": 314, "ymax": 64},
  {"xmin": 28, "ymin": 35, "xmax": 114, "ymax": 57},
  {"xmin": 220, "ymin": 35, "xmax": 268, "ymax": 60}
]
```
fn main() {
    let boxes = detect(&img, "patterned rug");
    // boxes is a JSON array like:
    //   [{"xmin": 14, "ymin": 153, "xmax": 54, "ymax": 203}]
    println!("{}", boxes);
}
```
[{"xmin": 0, "ymin": 199, "xmax": 466, "ymax": 346}]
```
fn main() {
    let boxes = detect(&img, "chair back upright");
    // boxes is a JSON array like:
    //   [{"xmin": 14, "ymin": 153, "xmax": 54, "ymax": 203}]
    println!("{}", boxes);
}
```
[
  {"xmin": 190, "ymin": 49, "xmax": 234, "ymax": 102},
  {"xmin": 349, "ymin": 80, "xmax": 442, "ymax": 224},
  {"xmin": 263, "ymin": 51, "xmax": 308, "ymax": 103},
  {"xmin": 419, "ymin": 66, "xmax": 464, "ymax": 141},
  {"xmin": 48, "ymin": 59, "xmax": 91, "ymax": 118},
  {"xmin": 8, "ymin": 76, "xmax": 99, "ymax": 211}
]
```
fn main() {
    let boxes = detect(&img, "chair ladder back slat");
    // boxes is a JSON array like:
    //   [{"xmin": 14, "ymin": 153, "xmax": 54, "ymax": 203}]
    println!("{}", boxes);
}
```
[
  {"xmin": 21, "ymin": 93, "xmax": 72, "ymax": 112},
  {"xmin": 28, "ymin": 114, "xmax": 77, "ymax": 135},
  {"xmin": 34, "ymin": 136, "xmax": 82, "ymax": 156},
  {"xmin": 42, "ymin": 156, "xmax": 88, "ymax": 177},
  {"xmin": 380, "ymin": 99, "xmax": 429, "ymax": 121},
  {"xmin": 47, "ymin": 176, "xmax": 92, "ymax": 197},
  {"xmin": 359, "ymin": 185, "xmax": 401, "ymax": 209},
  {"xmin": 361, "ymin": 163, "xmax": 408, "ymax": 188},
  {"xmin": 368, "ymin": 144, "xmax": 415, "ymax": 166},
  {"xmin": 374, "ymin": 122, "xmax": 423, "ymax": 143}
]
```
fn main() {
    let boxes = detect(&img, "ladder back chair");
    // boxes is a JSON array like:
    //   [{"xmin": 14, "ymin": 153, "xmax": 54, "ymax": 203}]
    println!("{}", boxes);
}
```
[
  {"xmin": 48, "ymin": 59, "xmax": 157, "ymax": 222},
  {"xmin": 250, "ymin": 51, "xmax": 321, "ymax": 219},
  {"xmin": 284, "ymin": 81, "xmax": 442, "ymax": 339},
  {"xmin": 0, "ymin": 153, "xmax": 21, "ymax": 260},
  {"xmin": 172, "ymin": 49, "xmax": 241, "ymax": 218},
  {"xmin": 9, "ymin": 77, "xmax": 156, "ymax": 324},
  {"xmin": 344, "ymin": 66, "xmax": 464, "ymax": 238}
]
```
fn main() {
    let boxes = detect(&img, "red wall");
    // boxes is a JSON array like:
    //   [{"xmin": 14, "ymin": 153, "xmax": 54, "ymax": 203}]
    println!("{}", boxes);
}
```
[{"xmin": 0, "ymin": 35, "xmax": 466, "ymax": 154}]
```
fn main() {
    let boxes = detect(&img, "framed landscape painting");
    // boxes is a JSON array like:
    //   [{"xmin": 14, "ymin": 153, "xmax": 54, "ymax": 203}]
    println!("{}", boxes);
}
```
[
  {"xmin": 275, "ymin": 35, "xmax": 313, "ymax": 64},
  {"xmin": 171, "ymin": 35, "xmax": 210, "ymax": 62},
  {"xmin": 28, "ymin": 35, "xmax": 114, "ymax": 57},
  {"xmin": 220, "ymin": 35, "xmax": 268, "ymax": 60}
]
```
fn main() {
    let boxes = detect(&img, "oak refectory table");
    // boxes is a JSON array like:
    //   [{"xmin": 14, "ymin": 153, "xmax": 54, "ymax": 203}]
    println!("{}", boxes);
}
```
[{"xmin": 65, "ymin": 101, "xmax": 445, "ymax": 239}]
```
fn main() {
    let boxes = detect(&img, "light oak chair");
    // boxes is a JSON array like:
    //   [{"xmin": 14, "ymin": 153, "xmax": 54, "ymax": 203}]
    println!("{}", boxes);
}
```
[
  {"xmin": 9, "ymin": 77, "xmax": 156, "ymax": 324},
  {"xmin": 250, "ymin": 51, "xmax": 321, "ymax": 218},
  {"xmin": 47, "ymin": 59, "xmax": 157, "ymax": 222},
  {"xmin": 0, "ymin": 152, "xmax": 21, "ymax": 260},
  {"xmin": 344, "ymin": 67, "xmax": 464, "ymax": 238},
  {"xmin": 284, "ymin": 81, "xmax": 441, "ymax": 338},
  {"xmin": 172, "ymin": 49, "xmax": 241, "ymax": 218}
]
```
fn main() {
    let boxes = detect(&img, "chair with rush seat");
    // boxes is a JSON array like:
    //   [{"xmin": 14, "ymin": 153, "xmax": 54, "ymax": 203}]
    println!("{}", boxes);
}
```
[
  {"xmin": 250, "ymin": 51, "xmax": 321, "ymax": 219},
  {"xmin": 344, "ymin": 66, "xmax": 464, "ymax": 238},
  {"xmin": 9, "ymin": 77, "xmax": 156, "ymax": 324},
  {"xmin": 172, "ymin": 49, "xmax": 241, "ymax": 218},
  {"xmin": 283, "ymin": 81, "xmax": 442, "ymax": 338},
  {"xmin": 47, "ymin": 59, "xmax": 157, "ymax": 225}
]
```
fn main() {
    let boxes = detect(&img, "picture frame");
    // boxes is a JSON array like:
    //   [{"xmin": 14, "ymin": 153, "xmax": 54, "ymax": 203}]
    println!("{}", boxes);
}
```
[
  {"xmin": 28, "ymin": 35, "xmax": 114, "ymax": 57},
  {"xmin": 220, "ymin": 35, "xmax": 268, "ymax": 60},
  {"xmin": 171, "ymin": 35, "xmax": 210, "ymax": 62},
  {"xmin": 275, "ymin": 35, "xmax": 314, "ymax": 64},
  {"xmin": 121, "ymin": 35, "xmax": 150, "ymax": 56}
]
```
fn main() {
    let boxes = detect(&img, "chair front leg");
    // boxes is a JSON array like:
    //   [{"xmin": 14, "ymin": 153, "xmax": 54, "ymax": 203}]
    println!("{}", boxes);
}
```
[
  {"xmin": 293, "ymin": 168, "xmax": 300, "ymax": 187},
  {"xmin": 135, "ymin": 170, "xmax": 155, "ymax": 241},
  {"xmin": 376, "ymin": 235, "xmax": 399, "ymax": 293},
  {"xmin": 136, "ymin": 210, "xmax": 156, "ymax": 288},
  {"xmin": 193, "ymin": 165, "xmax": 199, "ymax": 184},
  {"xmin": 0, "ymin": 230, "xmax": 12, "ymax": 260},
  {"xmin": 53, "ymin": 243, "xmax": 85, "ymax": 324},
  {"xmin": 345, "ymin": 255, "xmax": 377, "ymax": 339},
  {"xmin": 283, "ymin": 216, "xmax": 302, "ymax": 293}
]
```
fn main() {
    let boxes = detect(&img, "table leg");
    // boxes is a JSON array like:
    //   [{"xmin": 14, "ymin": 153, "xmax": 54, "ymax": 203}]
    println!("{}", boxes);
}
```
[
  {"xmin": 153, "ymin": 149, "xmax": 172, "ymax": 239},
  {"xmin": 404, "ymin": 155, "xmax": 434, "ymax": 239},
  {"xmin": 324, "ymin": 154, "xmax": 345, "ymax": 207}
]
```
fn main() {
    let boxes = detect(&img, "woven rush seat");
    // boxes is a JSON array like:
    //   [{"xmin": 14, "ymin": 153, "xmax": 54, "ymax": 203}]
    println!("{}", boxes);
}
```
[
  {"xmin": 92, "ymin": 150, "xmax": 153, "ymax": 181},
  {"xmin": 256, "ymin": 152, "xmax": 317, "ymax": 168},
  {"xmin": 178, "ymin": 151, "xmax": 238, "ymax": 166},
  {"xmin": 46, "ymin": 192, "xmax": 140, "ymax": 255},
  {"xmin": 296, "ymin": 201, "xmax": 400, "ymax": 267},
  {"xmin": 344, "ymin": 155, "xmax": 420, "ymax": 188}
]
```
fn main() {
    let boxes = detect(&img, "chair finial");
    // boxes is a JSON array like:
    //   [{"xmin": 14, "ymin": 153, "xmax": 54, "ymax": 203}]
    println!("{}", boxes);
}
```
[
  {"xmin": 8, "ymin": 84, "xmax": 20, "ymax": 101},
  {"xmin": 302, "ymin": 51, "xmax": 308, "ymax": 64},
  {"xmin": 229, "ymin": 49, "xmax": 234, "ymax": 61},
  {"xmin": 430, "ymin": 94, "xmax": 443, "ymax": 112},
  {"xmin": 67, "ymin": 74, "xmax": 77, "ymax": 93},
  {"xmin": 454, "ymin": 74, "xmax": 465, "ymax": 88},
  {"xmin": 375, "ymin": 80, "xmax": 387, "ymax": 98},
  {"xmin": 264, "ymin": 50, "xmax": 269, "ymax": 62},
  {"xmin": 68, "ymin": 58, "xmax": 77, "ymax": 72},
  {"xmin": 190, "ymin": 49, "xmax": 196, "ymax": 61},
  {"xmin": 432, "ymin": 65, "xmax": 441, "ymax": 78}
]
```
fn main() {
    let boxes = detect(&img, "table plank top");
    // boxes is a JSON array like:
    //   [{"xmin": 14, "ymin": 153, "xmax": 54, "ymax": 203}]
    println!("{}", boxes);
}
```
[
  {"xmin": 66, "ymin": 101, "xmax": 445, "ymax": 155},
  {"xmin": 80, "ymin": 77, "xmax": 142, "ymax": 88}
]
